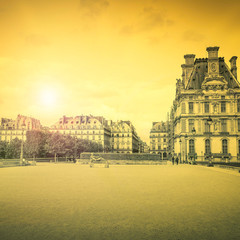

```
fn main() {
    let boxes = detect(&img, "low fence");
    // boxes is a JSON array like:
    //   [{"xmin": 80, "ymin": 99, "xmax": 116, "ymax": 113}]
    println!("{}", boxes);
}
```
[
  {"xmin": 0, "ymin": 159, "xmax": 21, "ymax": 168},
  {"xmin": 185, "ymin": 155, "xmax": 240, "ymax": 163},
  {"xmin": 26, "ymin": 157, "xmax": 75, "ymax": 162},
  {"xmin": 79, "ymin": 153, "xmax": 166, "ymax": 165},
  {"xmin": 80, "ymin": 153, "xmax": 163, "ymax": 161},
  {"xmin": 196, "ymin": 161, "xmax": 240, "ymax": 168}
]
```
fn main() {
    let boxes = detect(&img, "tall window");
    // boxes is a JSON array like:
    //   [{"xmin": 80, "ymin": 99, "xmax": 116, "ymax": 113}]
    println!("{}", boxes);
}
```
[
  {"xmin": 221, "ymin": 119, "xmax": 227, "ymax": 132},
  {"xmin": 189, "ymin": 102, "xmax": 194, "ymax": 113},
  {"xmin": 181, "ymin": 103, "xmax": 186, "ymax": 114},
  {"xmin": 221, "ymin": 96, "xmax": 226, "ymax": 113},
  {"xmin": 204, "ymin": 120, "xmax": 210, "ymax": 132},
  {"xmin": 237, "ymin": 99, "xmax": 240, "ymax": 112},
  {"xmin": 204, "ymin": 102, "xmax": 209, "ymax": 113},
  {"xmin": 189, "ymin": 139, "xmax": 195, "ymax": 153},
  {"xmin": 238, "ymin": 119, "xmax": 240, "ymax": 132},
  {"xmin": 222, "ymin": 139, "xmax": 228, "ymax": 154},
  {"xmin": 205, "ymin": 139, "xmax": 211, "ymax": 154},
  {"xmin": 204, "ymin": 96, "xmax": 209, "ymax": 113},
  {"xmin": 188, "ymin": 119, "xmax": 194, "ymax": 132},
  {"xmin": 238, "ymin": 140, "xmax": 240, "ymax": 154}
]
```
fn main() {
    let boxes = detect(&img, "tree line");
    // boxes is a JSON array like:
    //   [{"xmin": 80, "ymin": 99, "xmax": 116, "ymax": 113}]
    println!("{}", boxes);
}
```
[{"xmin": 0, "ymin": 130, "xmax": 107, "ymax": 159}]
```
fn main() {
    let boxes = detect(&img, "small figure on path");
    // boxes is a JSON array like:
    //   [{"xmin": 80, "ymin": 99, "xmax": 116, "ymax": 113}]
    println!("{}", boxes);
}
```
[
  {"xmin": 176, "ymin": 156, "xmax": 179, "ymax": 165},
  {"xmin": 172, "ymin": 155, "xmax": 175, "ymax": 165}
]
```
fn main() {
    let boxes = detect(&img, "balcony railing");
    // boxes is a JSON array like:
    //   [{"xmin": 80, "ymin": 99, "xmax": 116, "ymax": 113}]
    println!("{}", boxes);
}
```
[
  {"xmin": 203, "ymin": 132, "xmax": 213, "ymax": 135},
  {"xmin": 204, "ymin": 153, "xmax": 231, "ymax": 159},
  {"xmin": 219, "ymin": 132, "xmax": 229, "ymax": 135}
]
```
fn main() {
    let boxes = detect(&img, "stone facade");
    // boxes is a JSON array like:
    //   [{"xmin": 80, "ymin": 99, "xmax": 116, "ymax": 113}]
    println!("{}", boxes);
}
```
[
  {"xmin": 111, "ymin": 120, "xmax": 139, "ymax": 153},
  {"xmin": 149, "ymin": 121, "xmax": 168, "ymax": 159},
  {"xmin": 172, "ymin": 47, "xmax": 240, "ymax": 162},
  {"xmin": 138, "ymin": 140, "xmax": 150, "ymax": 153},
  {"xmin": 50, "ymin": 115, "xmax": 112, "ymax": 151},
  {"xmin": 50, "ymin": 116, "xmax": 142, "ymax": 153},
  {"xmin": 0, "ymin": 114, "xmax": 41, "ymax": 141}
]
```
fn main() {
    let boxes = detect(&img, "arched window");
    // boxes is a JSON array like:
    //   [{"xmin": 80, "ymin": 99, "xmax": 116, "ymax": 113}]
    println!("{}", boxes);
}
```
[
  {"xmin": 222, "ymin": 139, "xmax": 228, "ymax": 154},
  {"xmin": 189, "ymin": 139, "xmax": 195, "ymax": 153},
  {"xmin": 205, "ymin": 139, "xmax": 211, "ymax": 154},
  {"xmin": 238, "ymin": 140, "xmax": 240, "ymax": 154}
]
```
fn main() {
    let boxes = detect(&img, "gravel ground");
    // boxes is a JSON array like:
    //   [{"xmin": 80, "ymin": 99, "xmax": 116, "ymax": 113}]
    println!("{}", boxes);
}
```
[{"xmin": 0, "ymin": 163, "xmax": 240, "ymax": 240}]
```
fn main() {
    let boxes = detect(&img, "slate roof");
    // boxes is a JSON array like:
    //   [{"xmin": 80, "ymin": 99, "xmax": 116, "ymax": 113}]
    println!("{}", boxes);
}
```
[{"xmin": 186, "ymin": 57, "xmax": 240, "ymax": 90}]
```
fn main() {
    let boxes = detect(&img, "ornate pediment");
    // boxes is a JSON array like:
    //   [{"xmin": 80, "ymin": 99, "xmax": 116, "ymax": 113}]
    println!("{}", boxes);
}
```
[{"xmin": 201, "ymin": 75, "xmax": 228, "ymax": 91}]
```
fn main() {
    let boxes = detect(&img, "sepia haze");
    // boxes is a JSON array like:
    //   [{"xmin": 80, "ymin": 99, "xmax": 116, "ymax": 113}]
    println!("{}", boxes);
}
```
[{"xmin": 1, "ymin": 0, "xmax": 240, "ymax": 143}]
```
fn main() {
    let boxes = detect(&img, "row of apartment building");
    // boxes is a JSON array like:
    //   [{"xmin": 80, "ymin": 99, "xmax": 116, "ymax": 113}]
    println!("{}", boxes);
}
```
[
  {"xmin": 0, "ymin": 114, "xmax": 147, "ymax": 154},
  {"xmin": 149, "ymin": 121, "xmax": 168, "ymax": 159}
]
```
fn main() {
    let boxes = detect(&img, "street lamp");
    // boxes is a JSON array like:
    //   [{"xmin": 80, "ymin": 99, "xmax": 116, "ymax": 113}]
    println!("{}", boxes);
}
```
[
  {"xmin": 179, "ymin": 139, "xmax": 182, "ymax": 164},
  {"xmin": 191, "ymin": 127, "xmax": 196, "ymax": 164},
  {"xmin": 20, "ymin": 123, "xmax": 26, "ymax": 166},
  {"xmin": 185, "ymin": 134, "xmax": 188, "ymax": 164},
  {"xmin": 207, "ymin": 116, "xmax": 214, "ymax": 167}
]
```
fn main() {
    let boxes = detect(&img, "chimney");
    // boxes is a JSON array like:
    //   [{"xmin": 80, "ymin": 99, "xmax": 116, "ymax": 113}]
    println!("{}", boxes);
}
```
[
  {"xmin": 182, "ymin": 54, "xmax": 195, "ymax": 87},
  {"xmin": 206, "ymin": 46, "xmax": 220, "ymax": 75},
  {"xmin": 229, "ymin": 56, "xmax": 237, "ymax": 79},
  {"xmin": 206, "ymin": 46, "xmax": 219, "ymax": 59},
  {"xmin": 184, "ymin": 54, "xmax": 195, "ymax": 65}
]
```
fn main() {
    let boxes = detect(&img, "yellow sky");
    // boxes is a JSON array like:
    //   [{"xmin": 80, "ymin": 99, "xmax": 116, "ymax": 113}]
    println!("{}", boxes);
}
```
[{"xmin": 1, "ymin": 0, "xmax": 240, "ymax": 143}]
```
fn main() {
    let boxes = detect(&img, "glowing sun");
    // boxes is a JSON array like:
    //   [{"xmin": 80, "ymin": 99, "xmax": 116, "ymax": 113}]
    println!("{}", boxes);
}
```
[{"xmin": 40, "ymin": 88, "xmax": 57, "ymax": 107}]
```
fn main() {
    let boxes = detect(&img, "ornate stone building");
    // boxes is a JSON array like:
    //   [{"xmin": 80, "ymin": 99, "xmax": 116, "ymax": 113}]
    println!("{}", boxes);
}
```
[
  {"xmin": 0, "ymin": 114, "xmax": 41, "ymax": 141},
  {"xmin": 149, "ymin": 121, "xmax": 168, "ymax": 159},
  {"xmin": 50, "ymin": 115, "xmax": 112, "ymax": 151},
  {"xmin": 172, "ymin": 47, "xmax": 240, "ymax": 162},
  {"xmin": 110, "ymin": 120, "xmax": 139, "ymax": 153}
]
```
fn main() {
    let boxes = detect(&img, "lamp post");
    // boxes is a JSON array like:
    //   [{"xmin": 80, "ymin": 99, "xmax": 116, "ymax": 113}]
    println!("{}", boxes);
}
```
[
  {"xmin": 185, "ymin": 134, "xmax": 188, "ymax": 164},
  {"xmin": 179, "ymin": 139, "xmax": 182, "ymax": 164},
  {"xmin": 207, "ymin": 116, "xmax": 214, "ymax": 167},
  {"xmin": 20, "ymin": 124, "xmax": 26, "ymax": 166},
  {"xmin": 192, "ymin": 127, "xmax": 196, "ymax": 164}
]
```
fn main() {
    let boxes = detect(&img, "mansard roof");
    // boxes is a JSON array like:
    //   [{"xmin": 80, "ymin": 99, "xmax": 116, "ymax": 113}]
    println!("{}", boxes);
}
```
[
  {"xmin": 186, "ymin": 57, "xmax": 240, "ymax": 90},
  {"xmin": 151, "ymin": 121, "xmax": 167, "ymax": 132}
]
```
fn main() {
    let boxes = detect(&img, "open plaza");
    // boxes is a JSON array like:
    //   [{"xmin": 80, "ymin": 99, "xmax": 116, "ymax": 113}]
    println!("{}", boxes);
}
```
[{"xmin": 0, "ymin": 163, "xmax": 240, "ymax": 240}]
